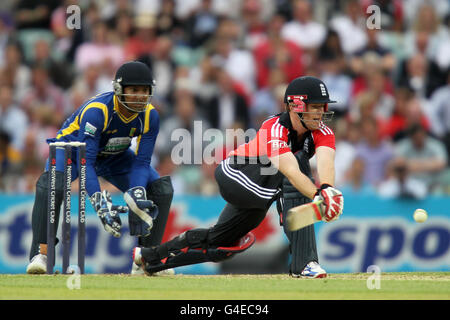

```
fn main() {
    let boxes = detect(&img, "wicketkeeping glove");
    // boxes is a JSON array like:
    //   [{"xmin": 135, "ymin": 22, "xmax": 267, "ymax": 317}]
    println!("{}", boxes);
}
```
[
  {"xmin": 313, "ymin": 184, "xmax": 344, "ymax": 222},
  {"xmin": 90, "ymin": 190, "xmax": 125, "ymax": 237},
  {"xmin": 124, "ymin": 186, "xmax": 158, "ymax": 237}
]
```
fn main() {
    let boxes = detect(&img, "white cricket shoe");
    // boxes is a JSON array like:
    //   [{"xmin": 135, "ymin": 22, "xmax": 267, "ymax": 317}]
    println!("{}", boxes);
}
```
[
  {"xmin": 291, "ymin": 261, "xmax": 327, "ymax": 279},
  {"xmin": 26, "ymin": 254, "xmax": 47, "ymax": 274},
  {"xmin": 131, "ymin": 247, "xmax": 175, "ymax": 276},
  {"xmin": 131, "ymin": 261, "xmax": 145, "ymax": 275}
]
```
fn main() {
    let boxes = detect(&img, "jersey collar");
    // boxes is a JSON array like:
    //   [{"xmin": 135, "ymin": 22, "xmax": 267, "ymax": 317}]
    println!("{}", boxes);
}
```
[{"xmin": 113, "ymin": 95, "xmax": 139, "ymax": 123}]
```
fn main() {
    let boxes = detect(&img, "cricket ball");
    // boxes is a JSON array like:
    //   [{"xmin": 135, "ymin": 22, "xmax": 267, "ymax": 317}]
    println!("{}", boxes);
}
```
[{"xmin": 413, "ymin": 209, "xmax": 428, "ymax": 223}]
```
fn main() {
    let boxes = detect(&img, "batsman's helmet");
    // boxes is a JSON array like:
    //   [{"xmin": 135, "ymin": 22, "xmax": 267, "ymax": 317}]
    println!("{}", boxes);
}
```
[
  {"xmin": 112, "ymin": 61, "xmax": 155, "ymax": 113},
  {"xmin": 284, "ymin": 76, "xmax": 336, "ymax": 114}
]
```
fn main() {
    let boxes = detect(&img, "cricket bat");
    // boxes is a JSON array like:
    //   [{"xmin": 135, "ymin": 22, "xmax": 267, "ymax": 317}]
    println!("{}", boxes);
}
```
[{"xmin": 285, "ymin": 200, "xmax": 323, "ymax": 231}]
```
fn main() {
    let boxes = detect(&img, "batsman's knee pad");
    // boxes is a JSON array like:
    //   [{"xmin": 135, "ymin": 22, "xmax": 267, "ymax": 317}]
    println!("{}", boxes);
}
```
[
  {"xmin": 143, "ymin": 232, "xmax": 256, "ymax": 273},
  {"xmin": 154, "ymin": 228, "xmax": 210, "ymax": 258}
]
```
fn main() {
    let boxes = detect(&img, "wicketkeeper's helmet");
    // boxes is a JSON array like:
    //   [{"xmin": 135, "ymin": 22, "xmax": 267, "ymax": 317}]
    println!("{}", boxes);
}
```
[
  {"xmin": 112, "ymin": 61, "xmax": 155, "ymax": 113},
  {"xmin": 284, "ymin": 76, "xmax": 336, "ymax": 119}
]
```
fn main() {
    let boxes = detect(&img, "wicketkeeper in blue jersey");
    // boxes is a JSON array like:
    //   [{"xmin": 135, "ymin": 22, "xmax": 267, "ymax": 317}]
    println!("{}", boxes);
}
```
[{"xmin": 26, "ymin": 61, "xmax": 174, "ymax": 274}]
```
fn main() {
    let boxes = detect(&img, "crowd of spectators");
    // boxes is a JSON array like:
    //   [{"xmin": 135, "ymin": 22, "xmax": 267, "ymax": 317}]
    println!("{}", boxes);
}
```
[{"xmin": 0, "ymin": 0, "xmax": 448, "ymax": 200}]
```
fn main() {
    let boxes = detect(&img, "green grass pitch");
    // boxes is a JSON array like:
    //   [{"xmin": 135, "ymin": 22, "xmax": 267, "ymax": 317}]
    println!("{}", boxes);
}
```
[{"xmin": 0, "ymin": 273, "xmax": 449, "ymax": 300}]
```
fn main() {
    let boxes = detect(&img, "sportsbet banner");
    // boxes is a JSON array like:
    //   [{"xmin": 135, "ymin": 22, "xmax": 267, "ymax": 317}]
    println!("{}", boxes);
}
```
[{"xmin": 0, "ymin": 194, "xmax": 448, "ymax": 274}]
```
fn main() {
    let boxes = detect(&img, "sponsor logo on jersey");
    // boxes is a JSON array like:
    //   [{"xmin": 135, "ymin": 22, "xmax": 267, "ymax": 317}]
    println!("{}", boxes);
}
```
[
  {"xmin": 268, "ymin": 139, "xmax": 288, "ymax": 151},
  {"xmin": 101, "ymin": 137, "xmax": 132, "ymax": 154},
  {"xmin": 84, "ymin": 122, "xmax": 97, "ymax": 136}
]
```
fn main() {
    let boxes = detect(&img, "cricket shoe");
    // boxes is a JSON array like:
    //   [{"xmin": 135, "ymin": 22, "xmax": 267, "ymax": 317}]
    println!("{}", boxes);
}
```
[
  {"xmin": 132, "ymin": 247, "xmax": 175, "ymax": 276},
  {"xmin": 291, "ymin": 261, "xmax": 327, "ymax": 279},
  {"xmin": 26, "ymin": 254, "xmax": 47, "ymax": 274}
]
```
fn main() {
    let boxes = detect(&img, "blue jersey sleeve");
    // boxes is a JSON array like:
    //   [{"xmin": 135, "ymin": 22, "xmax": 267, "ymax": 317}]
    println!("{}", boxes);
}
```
[
  {"xmin": 77, "ymin": 103, "xmax": 108, "ymax": 196},
  {"xmin": 129, "ymin": 108, "xmax": 159, "ymax": 188}
]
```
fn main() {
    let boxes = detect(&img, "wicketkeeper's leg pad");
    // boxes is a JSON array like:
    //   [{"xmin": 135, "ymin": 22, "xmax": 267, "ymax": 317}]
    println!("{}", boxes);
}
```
[
  {"xmin": 139, "ymin": 176, "xmax": 174, "ymax": 247},
  {"xmin": 141, "ymin": 230, "xmax": 256, "ymax": 273}
]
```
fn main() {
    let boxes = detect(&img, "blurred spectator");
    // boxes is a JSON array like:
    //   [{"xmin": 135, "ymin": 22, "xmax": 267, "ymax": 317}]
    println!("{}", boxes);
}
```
[
  {"xmin": 253, "ymin": 12, "xmax": 304, "ymax": 89},
  {"xmin": 427, "ymin": 74, "xmax": 450, "ymax": 158},
  {"xmin": 14, "ymin": 0, "xmax": 59, "ymax": 30},
  {"xmin": 382, "ymin": 89, "xmax": 430, "ymax": 141},
  {"xmin": 201, "ymin": 68, "xmax": 250, "ymax": 131},
  {"xmin": 190, "ymin": 54, "xmax": 220, "ymax": 110},
  {"xmin": 329, "ymin": 0, "xmax": 367, "ymax": 56},
  {"xmin": 138, "ymin": 36, "xmax": 176, "ymax": 103},
  {"xmin": 0, "ymin": 127, "xmax": 25, "ymax": 192},
  {"xmin": 351, "ymin": 52, "xmax": 394, "ymax": 98},
  {"xmin": 241, "ymin": 0, "xmax": 267, "ymax": 50},
  {"xmin": 393, "ymin": 123, "xmax": 448, "ymax": 192},
  {"xmin": 350, "ymin": 27, "xmax": 397, "ymax": 75},
  {"xmin": 124, "ymin": 13, "xmax": 159, "ymax": 61},
  {"xmin": 333, "ymin": 119, "xmax": 361, "ymax": 188},
  {"xmin": 378, "ymin": 157, "xmax": 428, "ymax": 199},
  {"xmin": 21, "ymin": 63, "xmax": 68, "ymax": 128},
  {"xmin": 156, "ymin": 79, "xmax": 211, "ymax": 156},
  {"xmin": 362, "ymin": 70, "xmax": 395, "ymax": 120},
  {"xmin": 108, "ymin": 11, "xmax": 134, "ymax": 46},
  {"xmin": 75, "ymin": 20, "xmax": 125, "ymax": 72},
  {"xmin": 250, "ymin": 69, "xmax": 287, "ymax": 128},
  {"xmin": 434, "ymin": 14, "xmax": 450, "ymax": 71},
  {"xmin": 156, "ymin": 0, "xmax": 183, "ymax": 37},
  {"xmin": 185, "ymin": 0, "xmax": 219, "ymax": 48},
  {"xmin": 0, "ymin": 42, "xmax": 31, "ymax": 101},
  {"xmin": 134, "ymin": 0, "xmax": 162, "ymax": 16},
  {"xmin": 319, "ymin": 51, "xmax": 352, "ymax": 118},
  {"xmin": 69, "ymin": 64, "xmax": 104, "ymax": 111},
  {"xmin": 0, "ymin": 13, "xmax": 14, "ymax": 67},
  {"xmin": 396, "ymin": 50, "xmax": 447, "ymax": 99},
  {"xmin": 211, "ymin": 34, "xmax": 256, "ymax": 96},
  {"xmin": 281, "ymin": 0, "xmax": 326, "ymax": 50},
  {"xmin": 353, "ymin": 116, "xmax": 394, "ymax": 186},
  {"xmin": 50, "ymin": 0, "xmax": 78, "ymax": 59},
  {"xmin": 32, "ymin": 39, "xmax": 73, "ymax": 89},
  {"xmin": 66, "ymin": 3, "xmax": 102, "ymax": 63},
  {"xmin": 350, "ymin": 84, "xmax": 394, "ymax": 127},
  {"xmin": 318, "ymin": 29, "xmax": 347, "ymax": 74},
  {"xmin": 0, "ymin": 129, "xmax": 12, "ymax": 190},
  {"xmin": 214, "ymin": 16, "xmax": 242, "ymax": 43},
  {"xmin": 340, "ymin": 157, "xmax": 376, "ymax": 195},
  {"xmin": 404, "ymin": 2, "xmax": 449, "ymax": 62},
  {"xmin": 0, "ymin": 84, "xmax": 28, "ymax": 152},
  {"xmin": 361, "ymin": 0, "xmax": 404, "ymax": 31},
  {"xmin": 403, "ymin": 0, "xmax": 449, "ymax": 27}
]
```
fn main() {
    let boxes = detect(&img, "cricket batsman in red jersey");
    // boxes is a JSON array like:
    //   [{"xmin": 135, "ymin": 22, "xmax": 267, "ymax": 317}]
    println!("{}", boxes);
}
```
[{"xmin": 132, "ymin": 76, "xmax": 344, "ymax": 277}]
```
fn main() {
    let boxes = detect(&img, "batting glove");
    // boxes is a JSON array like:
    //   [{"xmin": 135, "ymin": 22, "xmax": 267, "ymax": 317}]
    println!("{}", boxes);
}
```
[
  {"xmin": 313, "ymin": 184, "xmax": 344, "ymax": 222},
  {"xmin": 124, "ymin": 186, "xmax": 158, "ymax": 237}
]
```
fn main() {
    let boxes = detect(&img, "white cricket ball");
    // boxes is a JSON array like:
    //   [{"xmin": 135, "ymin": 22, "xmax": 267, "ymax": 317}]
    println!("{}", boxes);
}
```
[{"xmin": 413, "ymin": 209, "xmax": 428, "ymax": 223}]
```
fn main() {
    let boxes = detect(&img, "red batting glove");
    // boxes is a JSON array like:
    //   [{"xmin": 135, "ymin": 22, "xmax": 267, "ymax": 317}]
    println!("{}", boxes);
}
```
[{"xmin": 314, "ymin": 184, "xmax": 344, "ymax": 222}]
